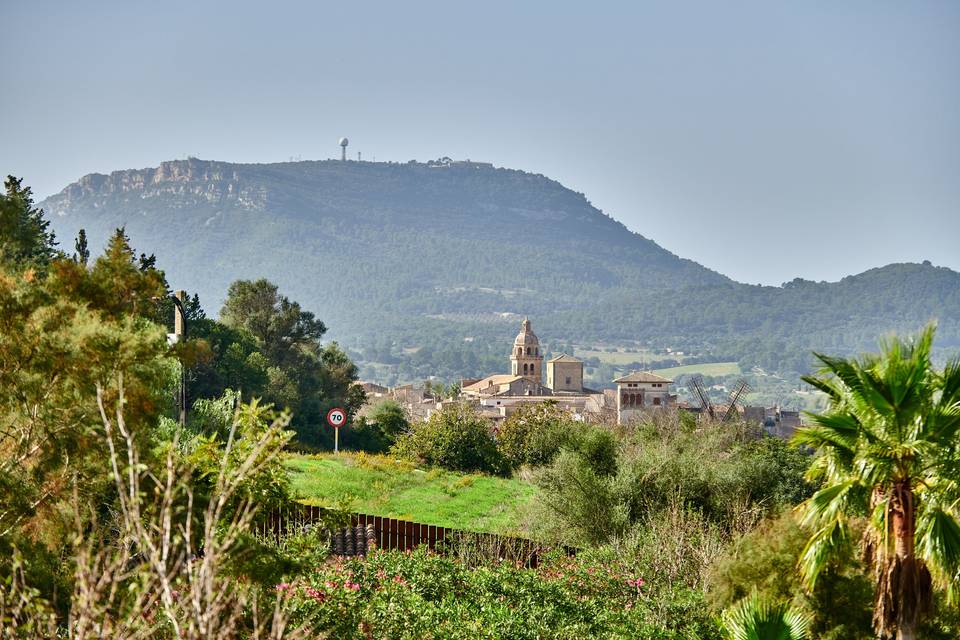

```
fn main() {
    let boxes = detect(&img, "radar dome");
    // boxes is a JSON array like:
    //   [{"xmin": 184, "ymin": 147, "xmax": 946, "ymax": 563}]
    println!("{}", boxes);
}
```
[{"xmin": 339, "ymin": 137, "xmax": 349, "ymax": 147}]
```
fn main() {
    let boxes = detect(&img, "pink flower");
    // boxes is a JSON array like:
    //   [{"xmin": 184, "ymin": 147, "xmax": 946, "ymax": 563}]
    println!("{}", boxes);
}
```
[
  {"xmin": 304, "ymin": 587, "xmax": 326, "ymax": 603},
  {"xmin": 274, "ymin": 583, "xmax": 293, "ymax": 594},
  {"xmin": 324, "ymin": 581, "xmax": 337, "ymax": 590},
  {"xmin": 625, "ymin": 577, "xmax": 645, "ymax": 589},
  {"xmin": 344, "ymin": 581, "xmax": 360, "ymax": 591}
]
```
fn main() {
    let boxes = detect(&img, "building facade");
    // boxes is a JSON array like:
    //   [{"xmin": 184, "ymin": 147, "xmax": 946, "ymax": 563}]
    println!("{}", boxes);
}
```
[{"xmin": 613, "ymin": 371, "xmax": 674, "ymax": 425}]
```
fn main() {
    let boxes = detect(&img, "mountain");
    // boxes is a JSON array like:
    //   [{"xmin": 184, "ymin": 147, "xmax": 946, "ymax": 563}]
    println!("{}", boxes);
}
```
[{"xmin": 40, "ymin": 157, "xmax": 960, "ymax": 382}]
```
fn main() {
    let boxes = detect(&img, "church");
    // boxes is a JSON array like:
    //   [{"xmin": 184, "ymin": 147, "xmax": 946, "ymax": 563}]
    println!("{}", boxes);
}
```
[
  {"xmin": 459, "ymin": 318, "xmax": 674, "ymax": 423},
  {"xmin": 460, "ymin": 318, "xmax": 593, "ymax": 397}
]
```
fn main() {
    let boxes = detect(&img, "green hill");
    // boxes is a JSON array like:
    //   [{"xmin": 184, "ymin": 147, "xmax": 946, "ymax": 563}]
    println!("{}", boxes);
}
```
[{"xmin": 41, "ymin": 157, "xmax": 960, "ymax": 382}]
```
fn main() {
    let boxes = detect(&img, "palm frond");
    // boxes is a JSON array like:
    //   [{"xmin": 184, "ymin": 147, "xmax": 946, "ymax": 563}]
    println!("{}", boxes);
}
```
[
  {"xmin": 799, "ymin": 480, "xmax": 858, "ymax": 527},
  {"xmin": 938, "ymin": 355, "xmax": 960, "ymax": 409},
  {"xmin": 797, "ymin": 517, "xmax": 850, "ymax": 590},
  {"xmin": 917, "ymin": 501, "xmax": 960, "ymax": 602},
  {"xmin": 722, "ymin": 591, "xmax": 812, "ymax": 640}
]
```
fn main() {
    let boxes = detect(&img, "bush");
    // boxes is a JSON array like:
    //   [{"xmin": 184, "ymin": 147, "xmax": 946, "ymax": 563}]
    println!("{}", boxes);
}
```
[
  {"xmin": 708, "ymin": 512, "xmax": 874, "ymax": 639},
  {"xmin": 391, "ymin": 403, "xmax": 506, "ymax": 474},
  {"xmin": 707, "ymin": 511, "xmax": 960, "ymax": 640},
  {"xmin": 534, "ymin": 412, "xmax": 810, "ymax": 548},
  {"xmin": 496, "ymin": 401, "xmax": 578, "ymax": 469},
  {"xmin": 282, "ymin": 546, "xmax": 722, "ymax": 639},
  {"xmin": 345, "ymin": 399, "xmax": 410, "ymax": 453}
]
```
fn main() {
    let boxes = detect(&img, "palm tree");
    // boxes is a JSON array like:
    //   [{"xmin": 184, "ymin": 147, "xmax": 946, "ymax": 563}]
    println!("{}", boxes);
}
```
[
  {"xmin": 794, "ymin": 324, "xmax": 960, "ymax": 640},
  {"xmin": 722, "ymin": 591, "xmax": 811, "ymax": 640}
]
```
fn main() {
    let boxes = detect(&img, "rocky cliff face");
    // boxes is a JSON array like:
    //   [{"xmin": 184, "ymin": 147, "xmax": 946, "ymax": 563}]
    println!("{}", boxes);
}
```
[{"xmin": 44, "ymin": 158, "xmax": 267, "ymax": 215}]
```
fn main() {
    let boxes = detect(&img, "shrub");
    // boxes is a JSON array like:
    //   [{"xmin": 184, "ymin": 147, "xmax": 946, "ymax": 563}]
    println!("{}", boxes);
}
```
[
  {"xmin": 707, "ymin": 512, "xmax": 874, "ymax": 640},
  {"xmin": 390, "ymin": 403, "xmax": 506, "ymax": 474},
  {"xmin": 534, "ymin": 412, "xmax": 810, "ymax": 548},
  {"xmin": 283, "ymin": 546, "xmax": 722, "ymax": 639},
  {"xmin": 345, "ymin": 399, "xmax": 410, "ymax": 453},
  {"xmin": 496, "ymin": 401, "xmax": 578, "ymax": 469}
]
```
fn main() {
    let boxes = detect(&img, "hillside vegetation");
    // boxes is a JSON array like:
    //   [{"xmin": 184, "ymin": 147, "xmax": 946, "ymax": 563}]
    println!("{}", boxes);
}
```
[{"xmin": 42, "ymin": 158, "xmax": 960, "ymax": 383}]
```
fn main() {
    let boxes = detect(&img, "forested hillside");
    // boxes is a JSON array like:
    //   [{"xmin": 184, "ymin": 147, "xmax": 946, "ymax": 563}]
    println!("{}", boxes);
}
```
[{"xmin": 41, "ymin": 158, "xmax": 960, "ymax": 383}]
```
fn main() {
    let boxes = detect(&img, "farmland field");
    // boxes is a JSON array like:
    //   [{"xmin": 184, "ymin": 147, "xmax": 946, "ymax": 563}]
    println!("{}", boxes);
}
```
[
  {"xmin": 286, "ymin": 453, "xmax": 536, "ymax": 535},
  {"xmin": 652, "ymin": 361, "xmax": 742, "ymax": 378}
]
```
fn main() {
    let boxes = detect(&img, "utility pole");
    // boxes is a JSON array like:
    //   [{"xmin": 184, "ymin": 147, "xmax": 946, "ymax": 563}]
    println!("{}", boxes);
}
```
[
  {"xmin": 152, "ymin": 291, "xmax": 189, "ymax": 426},
  {"xmin": 173, "ymin": 290, "xmax": 187, "ymax": 426}
]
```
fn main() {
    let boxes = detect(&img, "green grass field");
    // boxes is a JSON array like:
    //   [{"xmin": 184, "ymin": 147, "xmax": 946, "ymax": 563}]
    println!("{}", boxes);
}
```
[
  {"xmin": 285, "ymin": 453, "xmax": 535, "ymax": 535},
  {"xmin": 652, "ymin": 361, "xmax": 742, "ymax": 378}
]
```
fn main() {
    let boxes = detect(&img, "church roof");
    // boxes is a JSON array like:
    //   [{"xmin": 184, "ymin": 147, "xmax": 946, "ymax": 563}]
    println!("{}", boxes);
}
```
[
  {"xmin": 513, "ymin": 317, "xmax": 540, "ymax": 346},
  {"xmin": 613, "ymin": 371, "xmax": 674, "ymax": 384},
  {"xmin": 462, "ymin": 374, "xmax": 521, "ymax": 391},
  {"xmin": 548, "ymin": 353, "xmax": 581, "ymax": 363}
]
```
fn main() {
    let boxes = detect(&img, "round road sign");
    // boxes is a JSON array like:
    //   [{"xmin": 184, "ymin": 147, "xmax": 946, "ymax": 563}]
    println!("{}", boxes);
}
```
[{"xmin": 326, "ymin": 407, "xmax": 346, "ymax": 428}]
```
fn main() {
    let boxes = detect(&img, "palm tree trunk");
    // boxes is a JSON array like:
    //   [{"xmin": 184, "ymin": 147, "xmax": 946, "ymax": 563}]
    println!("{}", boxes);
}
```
[{"xmin": 891, "ymin": 479, "xmax": 918, "ymax": 640}]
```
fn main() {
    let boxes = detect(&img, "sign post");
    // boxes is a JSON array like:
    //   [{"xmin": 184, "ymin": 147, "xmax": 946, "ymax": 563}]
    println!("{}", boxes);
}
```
[{"xmin": 326, "ymin": 407, "xmax": 346, "ymax": 454}]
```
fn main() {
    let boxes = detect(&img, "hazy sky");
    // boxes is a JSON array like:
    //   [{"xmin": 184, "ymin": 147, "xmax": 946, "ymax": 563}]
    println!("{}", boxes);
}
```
[{"xmin": 2, "ymin": 1, "xmax": 958, "ymax": 285}]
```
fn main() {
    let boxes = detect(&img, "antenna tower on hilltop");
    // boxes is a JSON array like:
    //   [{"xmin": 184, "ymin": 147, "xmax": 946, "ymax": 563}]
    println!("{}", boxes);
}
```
[{"xmin": 339, "ymin": 137, "xmax": 349, "ymax": 161}]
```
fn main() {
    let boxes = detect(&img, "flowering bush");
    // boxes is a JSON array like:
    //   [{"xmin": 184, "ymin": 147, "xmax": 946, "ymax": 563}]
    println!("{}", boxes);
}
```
[{"xmin": 281, "ymin": 547, "xmax": 721, "ymax": 639}]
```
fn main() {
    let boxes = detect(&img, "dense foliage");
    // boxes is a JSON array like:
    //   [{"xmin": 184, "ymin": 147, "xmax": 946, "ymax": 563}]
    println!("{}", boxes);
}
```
[
  {"xmin": 534, "ymin": 412, "xmax": 813, "ymax": 547},
  {"xmin": 279, "ymin": 545, "xmax": 720, "ymax": 639},
  {"xmin": 794, "ymin": 325, "xmax": 960, "ymax": 639},
  {"xmin": 495, "ymin": 401, "xmax": 580, "ymax": 469},
  {"xmin": 0, "ymin": 178, "xmax": 360, "ymax": 634}
]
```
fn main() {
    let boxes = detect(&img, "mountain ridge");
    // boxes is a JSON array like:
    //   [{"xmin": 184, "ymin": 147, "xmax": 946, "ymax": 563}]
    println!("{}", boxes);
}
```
[{"xmin": 40, "ymin": 157, "xmax": 960, "ymax": 380}]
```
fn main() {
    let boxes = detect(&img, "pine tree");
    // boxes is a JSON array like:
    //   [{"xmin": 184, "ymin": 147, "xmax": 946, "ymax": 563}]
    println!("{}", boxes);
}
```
[
  {"xmin": 73, "ymin": 228, "xmax": 90, "ymax": 266},
  {"xmin": 0, "ymin": 175, "xmax": 61, "ymax": 270}
]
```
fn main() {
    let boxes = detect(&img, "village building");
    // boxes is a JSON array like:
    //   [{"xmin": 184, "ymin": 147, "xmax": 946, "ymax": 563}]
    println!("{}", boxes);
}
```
[
  {"xmin": 358, "ymin": 318, "xmax": 687, "ymax": 426},
  {"xmin": 460, "ymin": 318, "xmax": 625, "ymax": 421},
  {"xmin": 613, "ymin": 371, "xmax": 675, "ymax": 425}
]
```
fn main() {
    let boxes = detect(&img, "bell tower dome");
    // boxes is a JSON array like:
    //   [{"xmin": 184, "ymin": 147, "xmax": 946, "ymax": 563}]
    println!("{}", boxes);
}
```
[{"xmin": 510, "ymin": 317, "xmax": 543, "ymax": 383}]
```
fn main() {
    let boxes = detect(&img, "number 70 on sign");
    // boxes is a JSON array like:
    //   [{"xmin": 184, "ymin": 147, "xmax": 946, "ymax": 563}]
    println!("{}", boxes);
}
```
[{"xmin": 326, "ymin": 407, "xmax": 346, "ymax": 453}]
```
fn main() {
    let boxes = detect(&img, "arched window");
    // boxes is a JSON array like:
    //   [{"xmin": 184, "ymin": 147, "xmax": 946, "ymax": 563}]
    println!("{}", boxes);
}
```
[
  {"xmin": 535, "ymin": 347, "xmax": 539, "ymax": 355},
  {"xmin": 517, "ymin": 347, "xmax": 522, "ymax": 356},
  {"xmin": 526, "ymin": 347, "xmax": 531, "ymax": 355},
  {"xmin": 523, "ymin": 363, "xmax": 528, "ymax": 374}
]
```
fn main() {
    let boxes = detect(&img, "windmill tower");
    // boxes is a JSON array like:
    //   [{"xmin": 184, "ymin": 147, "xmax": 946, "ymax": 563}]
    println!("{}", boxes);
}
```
[{"xmin": 339, "ymin": 137, "xmax": 349, "ymax": 161}]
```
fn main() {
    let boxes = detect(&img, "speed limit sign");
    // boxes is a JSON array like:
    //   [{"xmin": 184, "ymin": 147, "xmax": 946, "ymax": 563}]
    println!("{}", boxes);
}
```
[
  {"xmin": 326, "ymin": 407, "xmax": 346, "ymax": 453},
  {"xmin": 326, "ymin": 407, "xmax": 346, "ymax": 428}
]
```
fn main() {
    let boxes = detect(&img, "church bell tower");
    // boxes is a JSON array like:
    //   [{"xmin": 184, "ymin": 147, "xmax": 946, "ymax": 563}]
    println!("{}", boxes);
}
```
[{"xmin": 510, "ymin": 317, "xmax": 543, "ymax": 383}]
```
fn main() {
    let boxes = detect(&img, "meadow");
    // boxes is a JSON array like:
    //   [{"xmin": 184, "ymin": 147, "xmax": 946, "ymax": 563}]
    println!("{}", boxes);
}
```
[{"xmin": 286, "ymin": 453, "xmax": 536, "ymax": 534}]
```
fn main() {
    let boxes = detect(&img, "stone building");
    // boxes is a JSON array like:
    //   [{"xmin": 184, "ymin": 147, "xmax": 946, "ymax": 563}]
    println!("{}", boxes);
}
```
[
  {"xmin": 353, "ymin": 318, "xmax": 680, "ymax": 426},
  {"xmin": 614, "ymin": 371, "xmax": 675, "ymax": 425},
  {"xmin": 510, "ymin": 317, "xmax": 544, "ymax": 382},
  {"xmin": 460, "ymin": 318, "xmax": 605, "ymax": 420},
  {"xmin": 547, "ymin": 354, "xmax": 584, "ymax": 393}
]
